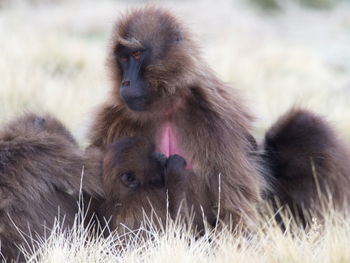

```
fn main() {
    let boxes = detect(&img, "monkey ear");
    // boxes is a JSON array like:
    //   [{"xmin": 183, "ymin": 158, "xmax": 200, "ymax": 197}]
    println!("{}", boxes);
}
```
[{"xmin": 120, "ymin": 172, "xmax": 140, "ymax": 189}]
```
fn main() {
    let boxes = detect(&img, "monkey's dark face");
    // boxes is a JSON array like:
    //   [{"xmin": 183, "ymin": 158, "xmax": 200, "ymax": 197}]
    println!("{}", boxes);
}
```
[
  {"xmin": 103, "ymin": 137, "xmax": 166, "ymax": 200},
  {"xmin": 115, "ymin": 46, "xmax": 152, "ymax": 111},
  {"xmin": 111, "ymin": 8, "xmax": 194, "ymax": 112}
]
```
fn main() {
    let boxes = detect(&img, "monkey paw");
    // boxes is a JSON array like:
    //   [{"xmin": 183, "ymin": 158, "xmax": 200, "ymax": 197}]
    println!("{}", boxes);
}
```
[
  {"xmin": 166, "ymin": 154, "xmax": 187, "ymax": 173},
  {"xmin": 164, "ymin": 154, "xmax": 188, "ymax": 190}
]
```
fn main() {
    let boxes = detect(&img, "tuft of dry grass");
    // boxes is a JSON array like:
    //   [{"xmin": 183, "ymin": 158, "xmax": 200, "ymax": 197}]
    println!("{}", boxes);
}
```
[
  {"xmin": 1, "ymin": 0, "xmax": 350, "ymax": 262},
  {"xmin": 19, "ymin": 203, "xmax": 350, "ymax": 263}
]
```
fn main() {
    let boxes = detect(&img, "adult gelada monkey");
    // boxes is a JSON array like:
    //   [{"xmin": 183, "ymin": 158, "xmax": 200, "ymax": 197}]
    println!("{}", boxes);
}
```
[
  {"xmin": 89, "ymin": 7, "xmax": 265, "ymax": 230},
  {"xmin": 0, "ymin": 113, "xmax": 103, "ymax": 261}
]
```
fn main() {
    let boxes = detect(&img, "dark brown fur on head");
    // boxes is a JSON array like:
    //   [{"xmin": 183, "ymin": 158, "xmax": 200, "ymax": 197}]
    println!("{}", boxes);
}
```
[
  {"xmin": 0, "ymin": 113, "xmax": 103, "ymax": 261},
  {"xmin": 263, "ymin": 108, "xmax": 350, "ymax": 223},
  {"xmin": 90, "ymin": 7, "xmax": 264, "ymax": 231}
]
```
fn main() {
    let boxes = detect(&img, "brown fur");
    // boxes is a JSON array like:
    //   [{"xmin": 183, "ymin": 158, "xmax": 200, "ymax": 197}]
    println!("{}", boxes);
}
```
[
  {"xmin": 97, "ymin": 137, "xmax": 167, "ymax": 237},
  {"xmin": 263, "ymin": 109, "xmax": 350, "ymax": 223},
  {"xmin": 98, "ymin": 136, "xmax": 207, "ymax": 236},
  {"xmin": 164, "ymin": 154, "xmax": 209, "ymax": 233},
  {"xmin": 89, "ymin": 7, "xmax": 264, "ymax": 230},
  {"xmin": 0, "ymin": 113, "xmax": 103, "ymax": 261}
]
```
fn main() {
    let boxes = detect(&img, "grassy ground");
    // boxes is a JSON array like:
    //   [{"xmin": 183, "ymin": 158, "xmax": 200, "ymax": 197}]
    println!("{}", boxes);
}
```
[
  {"xmin": 1, "ymin": 0, "xmax": 350, "ymax": 262},
  {"xmin": 21, "ymin": 208, "xmax": 350, "ymax": 263}
]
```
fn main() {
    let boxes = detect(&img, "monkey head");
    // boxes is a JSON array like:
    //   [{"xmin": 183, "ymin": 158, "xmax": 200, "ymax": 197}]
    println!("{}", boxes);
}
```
[
  {"xmin": 102, "ymin": 136, "xmax": 167, "ymax": 201},
  {"xmin": 109, "ymin": 7, "xmax": 198, "ymax": 112},
  {"xmin": 0, "ymin": 113, "xmax": 77, "ymax": 144}
]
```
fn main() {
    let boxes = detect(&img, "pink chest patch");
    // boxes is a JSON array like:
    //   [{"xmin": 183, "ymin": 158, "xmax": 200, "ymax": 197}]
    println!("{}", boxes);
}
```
[{"xmin": 158, "ymin": 122, "xmax": 193, "ymax": 170}]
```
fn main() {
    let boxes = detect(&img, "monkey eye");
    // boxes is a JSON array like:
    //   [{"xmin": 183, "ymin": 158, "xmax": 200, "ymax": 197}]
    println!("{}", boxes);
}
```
[
  {"xmin": 120, "ymin": 172, "xmax": 139, "ymax": 189},
  {"xmin": 131, "ymin": 51, "xmax": 142, "ymax": 60}
]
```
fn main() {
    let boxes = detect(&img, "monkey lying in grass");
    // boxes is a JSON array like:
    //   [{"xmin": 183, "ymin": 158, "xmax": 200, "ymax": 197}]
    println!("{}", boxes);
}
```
[
  {"xmin": 97, "ymin": 136, "xmax": 207, "ymax": 238},
  {"xmin": 0, "ymin": 113, "xmax": 103, "ymax": 261},
  {"xmin": 262, "ymin": 108, "xmax": 350, "ymax": 225}
]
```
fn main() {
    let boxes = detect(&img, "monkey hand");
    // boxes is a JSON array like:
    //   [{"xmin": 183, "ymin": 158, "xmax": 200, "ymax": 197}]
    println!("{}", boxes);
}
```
[
  {"xmin": 164, "ymin": 154, "xmax": 188, "ymax": 189},
  {"xmin": 166, "ymin": 154, "xmax": 187, "ymax": 173}
]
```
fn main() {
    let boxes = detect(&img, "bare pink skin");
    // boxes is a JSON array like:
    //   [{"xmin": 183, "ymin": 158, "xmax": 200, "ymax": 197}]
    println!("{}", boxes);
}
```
[
  {"xmin": 159, "ymin": 122, "xmax": 172, "ymax": 157},
  {"xmin": 157, "ymin": 102, "xmax": 193, "ymax": 170},
  {"xmin": 158, "ymin": 122, "xmax": 193, "ymax": 170}
]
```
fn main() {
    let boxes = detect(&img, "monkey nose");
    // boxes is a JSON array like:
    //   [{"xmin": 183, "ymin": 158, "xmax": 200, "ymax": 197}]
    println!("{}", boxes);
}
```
[{"xmin": 122, "ymin": 80, "xmax": 131, "ymax": 87}]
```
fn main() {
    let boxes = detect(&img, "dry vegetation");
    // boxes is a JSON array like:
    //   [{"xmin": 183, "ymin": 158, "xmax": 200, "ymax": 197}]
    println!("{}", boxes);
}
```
[
  {"xmin": 1, "ymin": 0, "xmax": 350, "ymax": 262},
  {"xmin": 18, "ymin": 206, "xmax": 350, "ymax": 263}
]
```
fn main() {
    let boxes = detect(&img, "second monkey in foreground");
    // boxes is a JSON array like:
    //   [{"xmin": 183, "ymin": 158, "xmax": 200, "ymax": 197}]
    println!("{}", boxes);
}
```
[{"xmin": 97, "ymin": 136, "xmax": 204, "ymax": 237}]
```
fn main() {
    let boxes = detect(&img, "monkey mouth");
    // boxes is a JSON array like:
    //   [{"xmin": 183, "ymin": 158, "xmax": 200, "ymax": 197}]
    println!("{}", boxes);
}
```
[
  {"xmin": 119, "ymin": 84, "xmax": 150, "ymax": 112},
  {"xmin": 122, "ymin": 97, "xmax": 149, "ymax": 111}
]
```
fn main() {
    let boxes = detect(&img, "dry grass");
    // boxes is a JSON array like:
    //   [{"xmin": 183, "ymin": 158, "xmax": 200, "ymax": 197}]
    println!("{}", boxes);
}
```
[
  {"xmin": 1, "ymin": 0, "xmax": 350, "ymax": 262},
  {"xmin": 19, "ymin": 205, "xmax": 350, "ymax": 263}
]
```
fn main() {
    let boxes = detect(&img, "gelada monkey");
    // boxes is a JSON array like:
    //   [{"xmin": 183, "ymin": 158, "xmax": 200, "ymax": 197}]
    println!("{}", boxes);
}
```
[
  {"xmin": 89, "ymin": 7, "xmax": 264, "ymax": 231},
  {"xmin": 0, "ymin": 113, "xmax": 103, "ymax": 261},
  {"xmin": 98, "ymin": 136, "xmax": 205, "ymax": 237},
  {"xmin": 263, "ymin": 109, "xmax": 350, "ymax": 224}
]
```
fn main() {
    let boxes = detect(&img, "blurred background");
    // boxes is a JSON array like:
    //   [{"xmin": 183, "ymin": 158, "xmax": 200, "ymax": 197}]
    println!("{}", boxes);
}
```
[{"xmin": 0, "ymin": 0, "xmax": 349, "ymax": 144}]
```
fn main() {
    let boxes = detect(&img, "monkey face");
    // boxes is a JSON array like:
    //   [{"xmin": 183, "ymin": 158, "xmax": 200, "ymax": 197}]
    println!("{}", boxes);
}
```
[
  {"xmin": 111, "ymin": 8, "xmax": 195, "ymax": 112},
  {"xmin": 115, "ymin": 45, "xmax": 152, "ymax": 111},
  {"xmin": 102, "ymin": 137, "xmax": 166, "ymax": 200}
]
